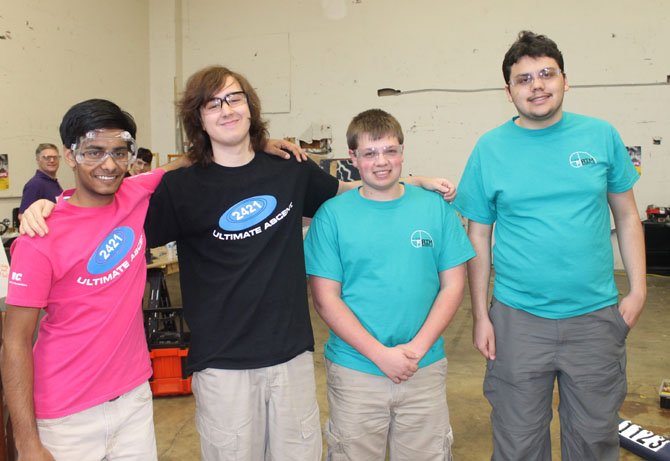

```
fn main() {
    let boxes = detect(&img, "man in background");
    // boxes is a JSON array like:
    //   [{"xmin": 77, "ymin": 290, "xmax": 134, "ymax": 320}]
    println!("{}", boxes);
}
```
[
  {"xmin": 18, "ymin": 143, "xmax": 63, "ymax": 221},
  {"xmin": 126, "ymin": 147, "xmax": 153, "ymax": 177}
]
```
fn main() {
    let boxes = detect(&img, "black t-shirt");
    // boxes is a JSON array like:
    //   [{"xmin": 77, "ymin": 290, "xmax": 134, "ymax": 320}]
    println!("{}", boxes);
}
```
[{"xmin": 145, "ymin": 154, "xmax": 339, "ymax": 373}]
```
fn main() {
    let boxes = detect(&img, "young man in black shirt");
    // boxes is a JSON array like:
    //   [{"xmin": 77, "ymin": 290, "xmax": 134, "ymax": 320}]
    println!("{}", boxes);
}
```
[{"xmin": 145, "ymin": 66, "xmax": 456, "ymax": 460}]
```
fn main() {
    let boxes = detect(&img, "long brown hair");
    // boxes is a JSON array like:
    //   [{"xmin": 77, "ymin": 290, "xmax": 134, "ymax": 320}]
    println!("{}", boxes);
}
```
[{"xmin": 178, "ymin": 65, "xmax": 268, "ymax": 166}]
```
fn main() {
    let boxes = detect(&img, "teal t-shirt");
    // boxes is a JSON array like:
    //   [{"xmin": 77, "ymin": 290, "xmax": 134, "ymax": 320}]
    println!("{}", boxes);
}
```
[
  {"xmin": 305, "ymin": 184, "xmax": 475, "ymax": 376},
  {"xmin": 454, "ymin": 112, "xmax": 639, "ymax": 319}
]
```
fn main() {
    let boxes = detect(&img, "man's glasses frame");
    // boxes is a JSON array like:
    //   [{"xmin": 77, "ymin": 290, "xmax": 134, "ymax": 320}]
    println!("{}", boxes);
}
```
[
  {"xmin": 74, "ymin": 148, "xmax": 133, "ymax": 166},
  {"xmin": 509, "ymin": 67, "xmax": 563, "ymax": 87},
  {"xmin": 202, "ymin": 91, "xmax": 249, "ymax": 114}
]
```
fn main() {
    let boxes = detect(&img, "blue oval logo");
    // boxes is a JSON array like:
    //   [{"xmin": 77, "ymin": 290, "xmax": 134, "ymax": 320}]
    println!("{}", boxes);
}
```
[
  {"xmin": 87, "ymin": 227, "xmax": 135, "ymax": 275},
  {"xmin": 219, "ymin": 195, "xmax": 277, "ymax": 231}
]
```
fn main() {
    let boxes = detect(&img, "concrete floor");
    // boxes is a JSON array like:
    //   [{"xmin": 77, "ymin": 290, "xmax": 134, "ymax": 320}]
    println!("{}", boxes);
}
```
[{"xmin": 153, "ymin": 272, "xmax": 670, "ymax": 460}]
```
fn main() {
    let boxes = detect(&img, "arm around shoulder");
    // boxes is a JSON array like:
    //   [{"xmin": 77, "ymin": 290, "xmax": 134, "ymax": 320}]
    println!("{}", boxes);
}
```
[
  {"xmin": 19, "ymin": 199, "xmax": 56, "ymax": 237},
  {"xmin": 145, "ymin": 178, "xmax": 180, "ymax": 248},
  {"xmin": 159, "ymin": 154, "xmax": 192, "ymax": 173},
  {"xmin": 403, "ymin": 176, "xmax": 457, "ymax": 201}
]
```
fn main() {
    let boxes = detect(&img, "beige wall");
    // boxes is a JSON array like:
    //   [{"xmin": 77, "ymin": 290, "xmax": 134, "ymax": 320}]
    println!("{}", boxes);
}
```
[
  {"xmin": 0, "ymin": 0, "xmax": 150, "ymax": 219},
  {"xmin": 149, "ymin": 0, "xmax": 670, "ymax": 216},
  {"xmin": 1, "ymin": 0, "xmax": 669, "ymax": 272},
  {"xmin": 148, "ymin": 0, "xmax": 670, "ymax": 271}
]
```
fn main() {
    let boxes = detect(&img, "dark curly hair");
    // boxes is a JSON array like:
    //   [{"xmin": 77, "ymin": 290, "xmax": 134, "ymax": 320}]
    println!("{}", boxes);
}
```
[{"xmin": 502, "ymin": 31, "xmax": 564, "ymax": 84}]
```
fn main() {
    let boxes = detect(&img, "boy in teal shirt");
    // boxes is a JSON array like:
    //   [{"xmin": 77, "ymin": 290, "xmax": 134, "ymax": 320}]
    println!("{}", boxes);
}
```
[{"xmin": 305, "ymin": 109, "xmax": 474, "ymax": 460}]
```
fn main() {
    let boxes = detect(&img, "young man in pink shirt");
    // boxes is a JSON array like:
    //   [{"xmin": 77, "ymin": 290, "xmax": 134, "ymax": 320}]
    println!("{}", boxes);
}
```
[{"xmin": 0, "ymin": 99, "xmax": 188, "ymax": 461}]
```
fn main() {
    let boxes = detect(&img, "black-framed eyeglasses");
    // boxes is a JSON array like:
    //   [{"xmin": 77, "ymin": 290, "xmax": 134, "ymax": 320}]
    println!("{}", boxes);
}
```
[{"xmin": 202, "ymin": 91, "xmax": 248, "ymax": 113}]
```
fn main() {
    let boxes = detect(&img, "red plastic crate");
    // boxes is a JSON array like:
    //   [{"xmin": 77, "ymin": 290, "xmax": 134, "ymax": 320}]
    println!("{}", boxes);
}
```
[
  {"xmin": 149, "ymin": 347, "xmax": 192, "ymax": 396},
  {"xmin": 149, "ymin": 376, "xmax": 192, "ymax": 397}
]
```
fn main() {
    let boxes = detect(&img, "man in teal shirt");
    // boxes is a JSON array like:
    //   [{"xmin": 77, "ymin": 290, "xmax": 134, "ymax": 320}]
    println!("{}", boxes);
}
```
[{"xmin": 454, "ymin": 31, "xmax": 646, "ymax": 460}]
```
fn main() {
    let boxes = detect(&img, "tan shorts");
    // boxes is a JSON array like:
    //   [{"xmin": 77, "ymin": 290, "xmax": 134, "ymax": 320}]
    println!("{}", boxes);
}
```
[
  {"xmin": 37, "ymin": 382, "xmax": 156, "ymax": 460},
  {"xmin": 325, "ymin": 358, "xmax": 453, "ymax": 461},
  {"xmin": 192, "ymin": 351, "xmax": 321, "ymax": 461}
]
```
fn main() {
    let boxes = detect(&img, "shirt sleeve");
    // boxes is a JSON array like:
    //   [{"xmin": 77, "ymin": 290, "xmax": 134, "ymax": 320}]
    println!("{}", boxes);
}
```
[
  {"xmin": 304, "ymin": 205, "xmax": 343, "ymax": 282},
  {"xmin": 18, "ymin": 178, "xmax": 42, "ymax": 214},
  {"xmin": 6, "ymin": 238, "xmax": 52, "ymax": 308},
  {"xmin": 144, "ymin": 172, "xmax": 180, "ymax": 248},
  {"xmin": 303, "ymin": 159, "xmax": 340, "ymax": 218},
  {"xmin": 607, "ymin": 126, "xmax": 640, "ymax": 194},
  {"xmin": 437, "ymin": 202, "xmax": 476, "ymax": 272},
  {"xmin": 453, "ymin": 146, "xmax": 496, "ymax": 224},
  {"xmin": 124, "ymin": 168, "xmax": 166, "ymax": 194}
]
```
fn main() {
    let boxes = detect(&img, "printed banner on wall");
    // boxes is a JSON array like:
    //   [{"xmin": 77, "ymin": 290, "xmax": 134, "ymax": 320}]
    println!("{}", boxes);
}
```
[
  {"xmin": 0, "ymin": 154, "xmax": 8, "ymax": 190},
  {"xmin": 0, "ymin": 243, "xmax": 9, "ymax": 299},
  {"xmin": 626, "ymin": 146, "xmax": 641, "ymax": 175}
]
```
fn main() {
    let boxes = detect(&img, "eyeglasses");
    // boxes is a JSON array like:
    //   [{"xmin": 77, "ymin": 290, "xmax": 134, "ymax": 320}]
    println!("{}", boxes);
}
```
[
  {"xmin": 71, "ymin": 130, "xmax": 137, "ymax": 166},
  {"xmin": 354, "ymin": 144, "xmax": 404, "ymax": 161},
  {"xmin": 202, "ymin": 91, "xmax": 248, "ymax": 114},
  {"xmin": 40, "ymin": 155, "xmax": 61, "ymax": 162},
  {"xmin": 509, "ymin": 67, "xmax": 563, "ymax": 87},
  {"xmin": 75, "ymin": 148, "xmax": 132, "ymax": 166}
]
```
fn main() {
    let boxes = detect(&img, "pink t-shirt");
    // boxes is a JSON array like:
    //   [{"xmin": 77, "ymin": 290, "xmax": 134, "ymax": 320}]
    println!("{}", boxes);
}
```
[{"xmin": 7, "ymin": 169, "xmax": 165, "ymax": 419}]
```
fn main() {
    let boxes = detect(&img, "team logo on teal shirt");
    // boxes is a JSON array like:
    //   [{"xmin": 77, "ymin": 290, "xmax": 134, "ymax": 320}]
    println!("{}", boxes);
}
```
[
  {"xmin": 410, "ymin": 230, "xmax": 434, "ymax": 248},
  {"xmin": 569, "ymin": 151, "xmax": 598, "ymax": 168}
]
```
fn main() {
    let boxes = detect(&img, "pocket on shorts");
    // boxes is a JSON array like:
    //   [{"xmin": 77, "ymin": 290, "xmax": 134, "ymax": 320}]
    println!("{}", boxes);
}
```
[
  {"xmin": 610, "ymin": 305, "xmax": 630, "ymax": 339},
  {"xmin": 300, "ymin": 404, "xmax": 320, "ymax": 440},
  {"xmin": 409, "ymin": 425, "xmax": 454, "ymax": 459},
  {"xmin": 36, "ymin": 413, "xmax": 74, "ymax": 428},
  {"xmin": 324, "ymin": 422, "xmax": 347, "ymax": 460},
  {"xmin": 442, "ymin": 426, "xmax": 454, "ymax": 460},
  {"xmin": 196, "ymin": 414, "xmax": 238, "ymax": 450},
  {"xmin": 132, "ymin": 382, "xmax": 153, "ymax": 403},
  {"xmin": 324, "ymin": 419, "xmax": 375, "ymax": 459},
  {"xmin": 429, "ymin": 424, "xmax": 454, "ymax": 457},
  {"xmin": 488, "ymin": 298, "xmax": 498, "ymax": 319}
]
